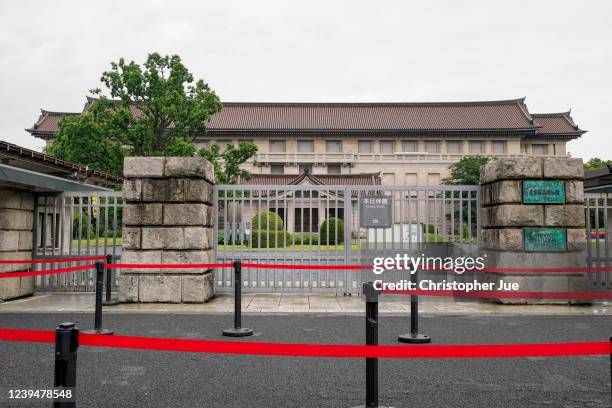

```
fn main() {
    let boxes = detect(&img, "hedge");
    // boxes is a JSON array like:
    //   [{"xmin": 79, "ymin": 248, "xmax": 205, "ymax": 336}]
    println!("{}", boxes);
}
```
[
  {"xmin": 251, "ymin": 211, "xmax": 284, "ymax": 231},
  {"xmin": 292, "ymin": 233, "xmax": 319, "ymax": 245},
  {"xmin": 319, "ymin": 217, "xmax": 344, "ymax": 245},
  {"xmin": 250, "ymin": 230, "xmax": 291, "ymax": 248}
]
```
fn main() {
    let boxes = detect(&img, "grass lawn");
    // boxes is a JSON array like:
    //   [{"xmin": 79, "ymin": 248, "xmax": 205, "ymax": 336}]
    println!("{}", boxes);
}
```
[{"xmin": 71, "ymin": 238, "xmax": 123, "ymax": 247}]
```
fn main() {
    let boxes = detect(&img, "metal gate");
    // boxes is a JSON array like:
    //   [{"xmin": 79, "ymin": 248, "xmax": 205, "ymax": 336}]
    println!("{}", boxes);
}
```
[
  {"xmin": 32, "ymin": 192, "xmax": 123, "ymax": 292},
  {"xmin": 585, "ymin": 192, "xmax": 611, "ymax": 289},
  {"xmin": 214, "ymin": 185, "xmax": 480, "ymax": 293}
]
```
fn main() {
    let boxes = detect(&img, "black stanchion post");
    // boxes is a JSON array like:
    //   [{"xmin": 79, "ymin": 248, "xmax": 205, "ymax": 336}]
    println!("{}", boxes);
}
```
[
  {"xmin": 364, "ymin": 282, "xmax": 379, "ymax": 408},
  {"xmin": 83, "ymin": 261, "xmax": 113, "ymax": 335},
  {"xmin": 54, "ymin": 322, "xmax": 78, "ymax": 408},
  {"xmin": 609, "ymin": 335, "xmax": 611, "ymax": 405},
  {"xmin": 223, "ymin": 261, "xmax": 253, "ymax": 337},
  {"xmin": 103, "ymin": 254, "xmax": 118, "ymax": 306},
  {"xmin": 398, "ymin": 269, "xmax": 431, "ymax": 344}
]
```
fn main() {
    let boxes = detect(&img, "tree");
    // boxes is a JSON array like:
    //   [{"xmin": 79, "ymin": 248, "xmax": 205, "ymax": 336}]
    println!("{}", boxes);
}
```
[
  {"xmin": 46, "ymin": 100, "xmax": 127, "ymax": 175},
  {"xmin": 48, "ymin": 52, "xmax": 222, "ymax": 170},
  {"xmin": 584, "ymin": 157, "xmax": 612, "ymax": 171},
  {"xmin": 198, "ymin": 141, "xmax": 258, "ymax": 184},
  {"xmin": 442, "ymin": 155, "xmax": 492, "ymax": 185}
]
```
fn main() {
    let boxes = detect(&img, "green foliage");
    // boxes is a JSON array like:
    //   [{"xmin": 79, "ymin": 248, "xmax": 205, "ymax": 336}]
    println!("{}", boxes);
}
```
[
  {"xmin": 199, "ymin": 141, "xmax": 258, "ymax": 184},
  {"xmin": 165, "ymin": 138, "xmax": 197, "ymax": 157},
  {"xmin": 72, "ymin": 212, "xmax": 94, "ymax": 239},
  {"xmin": 46, "ymin": 107, "xmax": 126, "ymax": 175},
  {"xmin": 250, "ymin": 230, "xmax": 291, "ymax": 248},
  {"xmin": 251, "ymin": 211, "xmax": 284, "ymax": 231},
  {"xmin": 319, "ymin": 217, "xmax": 344, "ymax": 245},
  {"xmin": 442, "ymin": 155, "xmax": 492, "ymax": 185},
  {"xmin": 48, "ymin": 52, "xmax": 222, "ymax": 172},
  {"xmin": 292, "ymin": 233, "xmax": 319, "ymax": 245},
  {"xmin": 584, "ymin": 157, "xmax": 612, "ymax": 171}
]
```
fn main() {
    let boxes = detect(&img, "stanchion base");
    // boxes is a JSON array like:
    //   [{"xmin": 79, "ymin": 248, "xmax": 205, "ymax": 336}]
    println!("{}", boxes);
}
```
[
  {"xmin": 222, "ymin": 327, "xmax": 253, "ymax": 337},
  {"xmin": 103, "ymin": 300, "xmax": 119, "ymax": 306},
  {"xmin": 398, "ymin": 333, "xmax": 431, "ymax": 344},
  {"xmin": 83, "ymin": 328, "xmax": 114, "ymax": 335}
]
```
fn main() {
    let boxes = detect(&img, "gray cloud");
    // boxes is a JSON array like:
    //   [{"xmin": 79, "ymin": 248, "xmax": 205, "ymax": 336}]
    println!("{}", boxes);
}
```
[{"xmin": 0, "ymin": 0, "xmax": 609, "ymax": 159}]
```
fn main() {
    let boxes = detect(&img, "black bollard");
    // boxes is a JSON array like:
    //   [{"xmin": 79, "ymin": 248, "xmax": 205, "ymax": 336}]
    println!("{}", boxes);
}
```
[
  {"xmin": 103, "ymin": 254, "xmax": 118, "ymax": 306},
  {"xmin": 83, "ymin": 261, "xmax": 113, "ymax": 335},
  {"xmin": 223, "ymin": 261, "xmax": 253, "ymax": 337},
  {"xmin": 398, "ymin": 268, "xmax": 430, "ymax": 344},
  {"xmin": 364, "ymin": 282, "xmax": 379, "ymax": 408},
  {"xmin": 609, "ymin": 336, "xmax": 611, "ymax": 405},
  {"xmin": 54, "ymin": 322, "xmax": 79, "ymax": 408}
]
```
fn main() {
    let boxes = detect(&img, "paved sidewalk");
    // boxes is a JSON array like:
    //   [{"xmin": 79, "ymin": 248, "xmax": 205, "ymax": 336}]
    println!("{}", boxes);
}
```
[{"xmin": 0, "ymin": 292, "xmax": 610, "ymax": 315}]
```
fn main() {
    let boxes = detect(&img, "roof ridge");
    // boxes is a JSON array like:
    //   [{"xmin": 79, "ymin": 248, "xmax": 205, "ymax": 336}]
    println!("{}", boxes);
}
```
[{"xmin": 220, "ymin": 98, "xmax": 528, "ymax": 108}]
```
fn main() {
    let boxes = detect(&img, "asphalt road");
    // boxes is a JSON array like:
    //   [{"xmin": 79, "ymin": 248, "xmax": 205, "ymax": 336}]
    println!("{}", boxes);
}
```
[{"xmin": 0, "ymin": 313, "xmax": 610, "ymax": 408}]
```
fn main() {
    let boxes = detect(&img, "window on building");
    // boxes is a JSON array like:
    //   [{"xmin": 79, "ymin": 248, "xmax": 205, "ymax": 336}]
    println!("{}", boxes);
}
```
[
  {"xmin": 427, "ymin": 173, "xmax": 441, "ymax": 185},
  {"xmin": 491, "ymin": 141, "xmax": 506, "ymax": 154},
  {"xmin": 402, "ymin": 141, "xmax": 417, "ymax": 152},
  {"xmin": 326, "ymin": 140, "xmax": 342, "ymax": 153},
  {"xmin": 469, "ymin": 141, "xmax": 484, "ymax": 154},
  {"xmin": 404, "ymin": 173, "xmax": 418, "ymax": 185},
  {"xmin": 270, "ymin": 165, "xmax": 284, "ymax": 174},
  {"xmin": 327, "ymin": 208, "xmax": 344, "ymax": 221},
  {"xmin": 294, "ymin": 208, "xmax": 319, "ymax": 233},
  {"xmin": 299, "ymin": 164, "xmax": 313, "ymax": 173},
  {"xmin": 447, "ymin": 141, "xmax": 462, "ymax": 154},
  {"xmin": 380, "ymin": 141, "xmax": 395, "ymax": 154},
  {"xmin": 532, "ymin": 144, "xmax": 547, "ymax": 155},
  {"xmin": 270, "ymin": 140, "xmax": 286, "ymax": 153},
  {"xmin": 298, "ymin": 140, "xmax": 314, "ymax": 152},
  {"xmin": 327, "ymin": 164, "xmax": 341, "ymax": 175},
  {"xmin": 358, "ymin": 140, "xmax": 373, "ymax": 153},
  {"xmin": 383, "ymin": 173, "xmax": 396, "ymax": 184},
  {"xmin": 425, "ymin": 141, "xmax": 440, "ymax": 154}
]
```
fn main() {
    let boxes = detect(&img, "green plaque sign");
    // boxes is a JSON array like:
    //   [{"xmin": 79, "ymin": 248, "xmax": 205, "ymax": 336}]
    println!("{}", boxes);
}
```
[
  {"xmin": 522, "ymin": 180, "xmax": 565, "ymax": 204},
  {"xmin": 524, "ymin": 227, "xmax": 567, "ymax": 252}
]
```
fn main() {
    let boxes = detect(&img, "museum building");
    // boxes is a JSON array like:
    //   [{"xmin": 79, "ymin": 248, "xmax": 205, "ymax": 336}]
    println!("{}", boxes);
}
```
[{"xmin": 27, "ymin": 97, "xmax": 586, "ymax": 188}]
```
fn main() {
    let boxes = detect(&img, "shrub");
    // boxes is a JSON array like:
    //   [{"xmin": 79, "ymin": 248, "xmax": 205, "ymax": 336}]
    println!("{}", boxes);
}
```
[
  {"xmin": 319, "ymin": 217, "xmax": 344, "ymax": 245},
  {"xmin": 251, "ymin": 211, "xmax": 284, "ymax": 231},
  {"xmin": 218, "ymin": 230, "xmax": 225, "ymax": 245},
  {"xmin": 293, "ymin": 233, "xmax": 319, "ymax": 245},
  {"xmin": 250, "ymin": 230, "xmax": 291, "ymax": 248}
]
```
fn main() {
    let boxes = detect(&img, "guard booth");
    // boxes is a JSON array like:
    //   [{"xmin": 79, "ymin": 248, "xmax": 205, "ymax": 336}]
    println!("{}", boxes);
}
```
[{"xmin": 0, "ymin": 141, "xmax": 122, "ymax": 299}]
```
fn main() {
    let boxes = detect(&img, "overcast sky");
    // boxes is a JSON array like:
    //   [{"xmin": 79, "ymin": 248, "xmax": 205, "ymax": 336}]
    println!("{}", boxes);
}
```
[{"xmin": 0, "ymin": 0, "xmax": 610, "ymax": 160}]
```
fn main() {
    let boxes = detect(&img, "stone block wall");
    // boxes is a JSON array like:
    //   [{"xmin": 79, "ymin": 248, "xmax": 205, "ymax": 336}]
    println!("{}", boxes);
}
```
[
  {"xmin": 0, "ymin": 188, "xmax": 34, "ymax": 301},
  {"xmin": 119, "ymin": 157, "xmax": 216, "ymax": 303},
  {"xmin": 480, "ymin": 157, "xmax": 588, "ymax": 304}
]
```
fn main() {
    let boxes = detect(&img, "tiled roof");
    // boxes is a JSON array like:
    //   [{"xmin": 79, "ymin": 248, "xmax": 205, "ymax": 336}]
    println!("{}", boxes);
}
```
[
  {"xmin": 209, "ymin": 99, "xmax": 536, "ymax": 131},
  {"xmin": 26, "ymin": 110, "xmax": 79, "ymax": 137},
  {"xmin": 243, "ymin": 171, "xmax": 381, "ymax": 186},
  {"xmin": 0, "ymin": 140, "xmax": 123, "ymax": 186},
  {"xmin": 531, "ymin": 112, "xmax": 585, "ymax": 135},
  {"xmin": 26, "ymin": 97, "xmax": 585, "ymax": 139}
]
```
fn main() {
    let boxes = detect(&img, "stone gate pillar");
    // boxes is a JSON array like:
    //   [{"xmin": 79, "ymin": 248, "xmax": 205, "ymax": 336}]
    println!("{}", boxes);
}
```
[
  {"xmin": 480, "ymin": 157, "xmax": 588, "ymax": 304},
  {"xmin": 0, "ymin": 188, "xmax": 34, "ymax": 301},
  {"xmin": 119, "ymin": 157, "xmax": 215, "ymax": 303}
]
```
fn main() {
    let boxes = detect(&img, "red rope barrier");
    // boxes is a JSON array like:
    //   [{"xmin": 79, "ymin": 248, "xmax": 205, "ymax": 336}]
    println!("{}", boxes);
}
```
[
  {"xmin": 0, "ymin": 264, "xmax": 96, "ymax": 279},
  {"xmin": 105, "ymin": 263, "xmax": 233, "ymax": 269},
  {"xmin": 383, "ymin": 289, "xmax": 612, "ymax": 300},
  {"xmin": 0, "ymin": 328, "xmax": 609, "ymax": 358},
  {"xmin": 0, "ymin": 255, "xmax": 107, "ymax": 265},
  {"xmin": 242, "ymin": 263, "xmax": 368, "ymax": 270}
]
